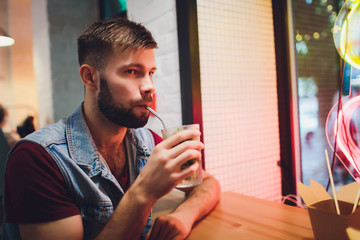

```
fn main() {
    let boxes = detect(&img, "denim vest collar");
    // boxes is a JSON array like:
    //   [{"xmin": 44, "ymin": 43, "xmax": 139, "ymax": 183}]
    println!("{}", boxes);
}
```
[
  {"xmin": 66, "ymin": 105, "xmax": 101, "ymax": 177},
  {"xmin": 65, "ymin": 105, "xmax": 153, "ymax": 189}
]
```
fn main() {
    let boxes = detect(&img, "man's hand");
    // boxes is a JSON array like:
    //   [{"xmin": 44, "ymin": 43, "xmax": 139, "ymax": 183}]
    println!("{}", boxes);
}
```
[
  {"xmin": 133, "ymin": 129, "xmax": 204, "ymax": 203},
  {"xmin": 146, "ymin": 172, "xmax": 221, "ymax": 240},
  {"xmin": 146, "ymin": 214, "xmax": 192, "ymax": 240}
]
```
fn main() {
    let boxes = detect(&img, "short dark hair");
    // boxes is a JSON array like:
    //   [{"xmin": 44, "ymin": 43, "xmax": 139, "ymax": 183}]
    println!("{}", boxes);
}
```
[{"xmin": 77, "ymin": 17, "xmax": 158, "ymax": 71}]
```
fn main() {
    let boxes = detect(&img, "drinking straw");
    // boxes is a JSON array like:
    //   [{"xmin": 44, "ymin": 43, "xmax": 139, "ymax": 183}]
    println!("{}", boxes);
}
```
[
  {"xmin": 325, "ymin": 149, "xmax": 341, "ymax": 215},
  {"xmin": 352, "ymin": 188, "xmax": 360, "ymax": 213},
  {"xmin": 145, "ymin": 106, "xmax": 169, "ymax": 132}
]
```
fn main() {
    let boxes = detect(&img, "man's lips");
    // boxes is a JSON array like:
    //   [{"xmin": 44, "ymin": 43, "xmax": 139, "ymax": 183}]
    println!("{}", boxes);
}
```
[
  {"xmin": 135, "ymin": 100, "xmax": 152, "ymax": 106},
  {"xmin": 133, "ymin": 102, "xmax": 153, "ymax": 109}
]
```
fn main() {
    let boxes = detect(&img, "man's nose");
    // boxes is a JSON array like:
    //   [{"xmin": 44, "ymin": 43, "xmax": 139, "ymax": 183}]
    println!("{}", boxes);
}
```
[{"xmin": 141, "ymin": 75, "xmax": 155, "ymax": 95}]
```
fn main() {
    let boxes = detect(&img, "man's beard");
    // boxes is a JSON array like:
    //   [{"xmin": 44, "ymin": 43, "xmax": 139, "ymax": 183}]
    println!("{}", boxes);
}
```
[{"xmin": 98, "ymin": 76, "xmax": 151, "ymax": 128}]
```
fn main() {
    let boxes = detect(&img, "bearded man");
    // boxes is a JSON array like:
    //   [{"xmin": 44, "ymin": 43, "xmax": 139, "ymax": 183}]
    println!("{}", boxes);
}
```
[{"xmin": 2, "ymin": 17, "xmax": 220, "ymax": 240}]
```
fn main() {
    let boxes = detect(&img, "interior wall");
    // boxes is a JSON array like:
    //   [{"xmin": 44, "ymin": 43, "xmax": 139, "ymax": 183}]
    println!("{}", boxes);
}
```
[
  {"xmin": 197, "ymin": 0, "xmax": 282, "ymax": 201},
  {"xmin": 32, "ymin": 0, "xmax": 53, "ymax": 127},
  {"xmin": 0, "ymin": 0, "xmax": 38, "ymax": 132},
  {"xmin": 0, "ymin": 0, "xmax": 13, "ymax": 120},
  {"xmin": 45, "ymin": 0, "xmax": 99, "ymax": 123},
  {"xmin": 1, "ymin": 0, "xmax": 99, "ymax": 130}
]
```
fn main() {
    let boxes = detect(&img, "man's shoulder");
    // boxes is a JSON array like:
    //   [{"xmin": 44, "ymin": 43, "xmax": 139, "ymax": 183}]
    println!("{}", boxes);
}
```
[
  {"xmin": 23, "ymin": 118, "xmax": 67, "ymax": 146},
  {"xmin": 10, "ymin": 141, "xmax": 48, "ymax": 158}
]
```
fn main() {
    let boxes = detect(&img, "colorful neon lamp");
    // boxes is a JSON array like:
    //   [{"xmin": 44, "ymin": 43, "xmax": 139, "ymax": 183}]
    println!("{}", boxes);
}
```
[{"xmin": 326, "ymin": 0, "xmax": 360, "ymax": 181}]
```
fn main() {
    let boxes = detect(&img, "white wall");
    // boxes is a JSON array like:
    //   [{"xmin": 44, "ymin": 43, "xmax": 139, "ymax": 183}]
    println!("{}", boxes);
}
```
[{"xmin": 32, "ymin": 0, "xmax": 53, "ymax": 127}]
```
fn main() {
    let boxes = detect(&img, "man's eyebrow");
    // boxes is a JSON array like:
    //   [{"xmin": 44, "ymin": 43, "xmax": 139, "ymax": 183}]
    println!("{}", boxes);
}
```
[
  {"xmin": 122, "ymin": 63, "xmax": 157, "ymax": 71},
  {"xmin": 123, "ymin": 63, "xmax": 142, "ymax": 68}
]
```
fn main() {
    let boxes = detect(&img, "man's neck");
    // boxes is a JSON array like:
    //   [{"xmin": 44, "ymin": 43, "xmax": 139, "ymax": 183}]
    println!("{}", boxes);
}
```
[
  {"xmin": 99, "ymin": 140, "xmax": 127, "ymax": 182},
  {"xmin": 82, "ymin": 101, "xmax": 127, "ymax": 150}
]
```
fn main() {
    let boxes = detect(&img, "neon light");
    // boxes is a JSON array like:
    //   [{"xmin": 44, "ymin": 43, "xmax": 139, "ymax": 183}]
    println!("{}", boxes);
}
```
[
  {"xmin": 329, "ymin": 96, "xmax": 360, "ymax": 176},
  {"xmin": 328, "ymin": 0, "xmax": 360, "ymax": 181}
]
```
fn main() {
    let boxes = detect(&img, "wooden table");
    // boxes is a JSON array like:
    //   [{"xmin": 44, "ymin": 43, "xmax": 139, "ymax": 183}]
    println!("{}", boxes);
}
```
[{"xmin": 187, "ymin": 192, "xmax": 314, "ymax": 240}]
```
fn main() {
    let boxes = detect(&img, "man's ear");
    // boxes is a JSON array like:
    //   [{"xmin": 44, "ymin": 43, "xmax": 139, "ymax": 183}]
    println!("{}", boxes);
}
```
[{"xmin": 79, "ymin": 64, "xmax": 98, "ymax": 90}]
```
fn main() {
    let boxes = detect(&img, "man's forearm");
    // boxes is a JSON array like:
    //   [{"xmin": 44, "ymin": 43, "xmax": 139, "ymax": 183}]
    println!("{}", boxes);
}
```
[
  {"xmin": 172, "ymin": 172, "xmax": 221, "ymax": 225},
  {"xmin": 95, "ymin": 185, "xmax": 156, "ymax": 240}
]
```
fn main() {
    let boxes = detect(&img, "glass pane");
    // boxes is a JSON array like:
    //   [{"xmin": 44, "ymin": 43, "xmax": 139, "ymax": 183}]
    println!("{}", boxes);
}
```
[{"xmin": 292, "ymin": 0, "xmax": 352, "ymax": 188}]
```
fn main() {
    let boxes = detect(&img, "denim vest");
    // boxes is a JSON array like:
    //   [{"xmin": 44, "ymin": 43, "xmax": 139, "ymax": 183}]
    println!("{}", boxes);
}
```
[{"xmin": 2, "ymin": 105, "xmax": 155, "ymax": 240}]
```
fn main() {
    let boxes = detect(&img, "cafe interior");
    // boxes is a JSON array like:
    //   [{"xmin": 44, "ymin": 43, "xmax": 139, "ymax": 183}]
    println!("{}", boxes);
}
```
[{"xmin": 1, "ymin": 0, "xmax": 360, "ymax": 239}]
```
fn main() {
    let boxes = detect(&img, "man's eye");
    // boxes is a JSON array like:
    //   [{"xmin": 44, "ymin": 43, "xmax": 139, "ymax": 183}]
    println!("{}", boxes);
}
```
[
  {"xmin": 126, "ymin": 69, "xmax": 136, "ymax": 74},
  {"xmin": 149, "ymin": 71, "xmax": 155, "ymax": 77}
]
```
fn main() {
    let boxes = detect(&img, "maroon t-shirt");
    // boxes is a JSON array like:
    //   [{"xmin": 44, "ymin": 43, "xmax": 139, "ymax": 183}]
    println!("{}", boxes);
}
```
[{"xmin": 4, "ymin": 130, "xmax": 162, "ymax": 223}]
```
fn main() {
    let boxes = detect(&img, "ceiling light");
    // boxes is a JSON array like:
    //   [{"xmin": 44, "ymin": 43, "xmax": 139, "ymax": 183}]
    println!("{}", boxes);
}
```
[{"xmin": 0, "ymin": 28, "xmax": 15, "ymax": 47}]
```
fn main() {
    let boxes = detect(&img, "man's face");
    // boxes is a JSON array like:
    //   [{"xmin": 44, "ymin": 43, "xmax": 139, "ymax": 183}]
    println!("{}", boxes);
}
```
[{"xmin": 97, "ymin": 48, "xmax": 156, "ymax": 128}]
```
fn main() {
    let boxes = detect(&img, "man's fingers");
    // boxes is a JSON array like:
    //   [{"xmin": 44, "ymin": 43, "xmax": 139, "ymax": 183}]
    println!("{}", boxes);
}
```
[
  {"xmin": 148, "ymin": 220, "xmax": 161, "ymax": 240},
  {"xmin": 167, "ymin": 140, "xmax": 203, "ymax": 161},
  {"xmin": 150, "ymin": 215, "xmax": 189, "ymax": 240},
  {"xmin": 161, "ymin": 129, "xmax": 201, "ymax": 149},
  {"xmin": 171, "ymin": 150, "xmax": 201, "ymax": 169},
  {"xmin": 173, "ymin": 161, "xmax": 200, "ymax": 181}
]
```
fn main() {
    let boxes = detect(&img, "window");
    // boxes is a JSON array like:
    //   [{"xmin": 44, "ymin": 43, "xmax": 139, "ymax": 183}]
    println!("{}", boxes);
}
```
[{"xmin": 292, "ymin": 0, "xmax": 356, "ymax": 188}]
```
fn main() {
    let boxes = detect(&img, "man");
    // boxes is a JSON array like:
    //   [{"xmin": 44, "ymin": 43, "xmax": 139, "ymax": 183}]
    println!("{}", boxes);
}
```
[{"xmin": 2, "ymin": 17, "xmax": 220, "ymax": 240}]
